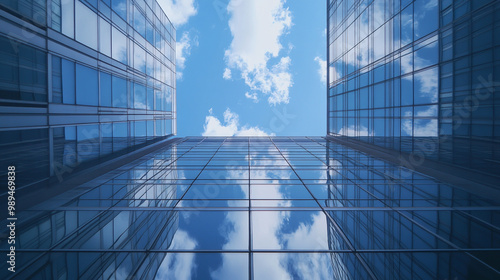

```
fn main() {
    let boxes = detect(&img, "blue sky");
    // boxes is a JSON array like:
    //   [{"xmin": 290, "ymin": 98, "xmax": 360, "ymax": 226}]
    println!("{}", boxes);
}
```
[{"xmin": 159, "ymin": 0, "xmax": 326, "ymax": 136}]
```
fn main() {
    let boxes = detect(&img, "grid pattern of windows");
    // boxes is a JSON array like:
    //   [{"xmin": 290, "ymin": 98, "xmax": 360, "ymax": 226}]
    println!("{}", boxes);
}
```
[
  {"xmin": 0, "ymin": 0, "xmax": 176, "ymax": 189},
  {"xmin": 0, "ymin": 36, "xmax": 47, "ymax": 102},
  {"xmin": 2, "ymin": 137, "xmax": 499, "ymax": 279},
  {"xmin": 327, "ymin": 0, "xmax": 500, "ymax": 175}
]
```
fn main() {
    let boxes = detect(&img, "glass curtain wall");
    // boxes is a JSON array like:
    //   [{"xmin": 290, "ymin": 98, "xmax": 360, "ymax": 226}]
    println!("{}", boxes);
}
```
[{"xmin": 1, "ymin": 137, "xmax": 499, "ymax": 279}]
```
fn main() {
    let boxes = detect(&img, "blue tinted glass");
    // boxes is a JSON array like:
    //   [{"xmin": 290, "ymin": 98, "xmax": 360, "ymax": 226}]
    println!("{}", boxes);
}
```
[
  {"xmin": 100, "ymin": 123, "xmax": 112, "ymax": 156},
  {"xmin": 374, "ymin": 83, "xmax": 384, "ymax": 108},
  {"xmin": 155, "ymin": 119, "xmax": 163, "ymax": 136},
  {"xmin": 401, "ymin": 75, "xmax": 413, "ymax": 106},
  {"xmin": 414, "ymin": 0, "xmax": 438, "ymax": 39},
  {"xmin": 62, "ymin": 59, "xmax": 75, "ymax": 104},
  {"xmin": 147, "ymin": 87, "xmax": 154, "ymax": 110},
  {"xmin": 414, "ymin": 67, "xmax": 438, "ymax": 105},
  {"xmin": 147, "ymin": 120, "xmax": 154, "ymax": 137},
  {"xmin": 155, "ymin": 90, "xmax": 163, "ymax": 111},
  {"xmin": 112, "ymin": 122, "xmax": 128, "ymax": 152},
  {"xmin": 76, "ymin": 64, "xmax": 98, "ymax": 106},
  {"xmin": 113, "ymin": 122, "xmax": 127, "ymax": 137},
  {"xmin": 100, "ymin": 72, "xmax": 112, "ymax": 107},
  {"xmin": 112, "ymin": 76, "xmax": 127, "ymax": 108},
  {"xmin": 165, "ymin": 119, "xmax": 172, "ymax": 135},
  {"xmin": 133, "ymin": 5, "xmax": 146, "ymax": 37},
  {"xmin": 135, "ymin": 121, "xmax": 146, "ymax": 136},
  {"xmin": 401, "ymin": 4, "xmax": 413, "ymax": 46},
  {"xmin": 134, "ymin": 83, "xmax": 146, "ymax": 109},
  {"xmin": 414, "ymin": 40, "xmax": 439, "ymax": 70},
  {"xmin": 146, "ymin": 21, "xmax": 154, "ymax": 44},
  {"xmin": 128, "ymin": 81, "xmax": 134, "ymax": 108},
  {"xmin": 52, "ymin": 56, "xmax": 62, "ymax": 103},
  {"xmin": 111, "ymin": 27, "xmax": 127, "ymax": 64},
  {"xmin": 112, "ymin": 0, "xmax": 127, "ymax": 19}
]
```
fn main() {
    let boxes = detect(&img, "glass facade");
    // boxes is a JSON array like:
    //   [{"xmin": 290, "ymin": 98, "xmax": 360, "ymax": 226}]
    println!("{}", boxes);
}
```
[
  {"xmin": 0, "ymin": 0, "xmax": 176, "ymax": 189},
  {"xmin": 327, "ymin": 0, "xmax": 500, "ymax": 176},
  {"xmin": 1, "ymin": 137, "xmax": 499, "ymax": 279}
]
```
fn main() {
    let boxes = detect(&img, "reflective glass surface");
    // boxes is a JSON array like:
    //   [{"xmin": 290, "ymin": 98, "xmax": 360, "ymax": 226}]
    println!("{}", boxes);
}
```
[
  {"xmin": 2, "ymin": 137, "xmax": 499, "ymax": 279},
  {"xmin": 327, "ymin": 0, "xmax": 500, "ymax": 177},
  {"xmin": 75, "ymin": 64, "xmax": 98, "ymax": 106},
  {"xmin": 75, "ymin": 0, "xmax": 98, "ymax": 50}
]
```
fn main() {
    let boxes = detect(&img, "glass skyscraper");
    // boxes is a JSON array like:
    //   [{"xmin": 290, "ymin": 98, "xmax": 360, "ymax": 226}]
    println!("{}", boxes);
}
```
[
  {"xmin": 1, "ymin": 0, "xmax": 500, "ymax": 279},
  {"xmin": 327, "ymin": 0, "xmax": 500, "ymax": 176},
  {"xmin": 1, "ymin": 137, "xmax": 499, "ymax": 279},
  {"xmin": 0, "ymin": 0, "xmax": 176, "ymax": 193}
]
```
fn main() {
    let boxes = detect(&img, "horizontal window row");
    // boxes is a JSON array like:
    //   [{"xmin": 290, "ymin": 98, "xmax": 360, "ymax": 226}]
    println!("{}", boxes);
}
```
[
  {"xmin": 51, "ymin": 55, "xmax": 173, "ymax": 110},
  {"xmin": 0, "ymin": 35, "xmax": 47, "ymax": 102},
  {"xmin": 50, "ymin": 0, "xmax": 175, "ymax": 74}
]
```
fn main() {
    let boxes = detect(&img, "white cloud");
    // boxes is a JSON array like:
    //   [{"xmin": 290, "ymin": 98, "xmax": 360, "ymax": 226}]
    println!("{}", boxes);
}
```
[
  {"xmin": 202, "ymin": 108, "xmax": 273, "ymax": 136},
  {"xmin": 314, "ymin": 56, "xmax": 326, "ymax": 84},
  {"xmin": 224, "ymin": 0, "xmax": 293, "ymax": 105},
  {"xmin": 338, "ymin": 125, "xmax": 372, "ymax": 137},
  {"xmin": 402, "ymin": 118, "xmax": 438, "ymax": 137},
  {"xmin": 157, "ymin": 0, "xmax": 197, "ymax": 27},
  {"xmin": 176, "ymin": 32, "xmax": 198, "ymax": 79},
  {"xmin": 244, "ymin": 92, "xmax": 259, "ymax": 102},
  {"xmin": 155, "ymin": 230, "xmax": 197, "ymax": 280},
  {"xmin": 223, "ymin": 68, "xmax": 232, "ymax": 80},
  {"xmin": 210, "ymin": 155, "xmax": 346, "ymax": 279},
  {"xmin": 402, "ymin": 106, "xmax": 438, "ymax": 137}
]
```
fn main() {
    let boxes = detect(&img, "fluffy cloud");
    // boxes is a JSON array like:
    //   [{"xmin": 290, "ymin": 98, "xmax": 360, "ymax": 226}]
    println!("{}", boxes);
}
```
[
  {"xmin": 402, "ymin": 106, "xmax": 438, "ymax": 137},
  {"xmin": 212, "ymin": 160, "xmax": 337, "ymax": 279},
  {"xmin": 244, "ymin": 92, "xmax": 259, "ymax": 102},
  {"xmin": 223, "ymin": 68, "xmax": 232, "ymax": 80},
  {"xmin": 225, "ymin": 0, "xmax": 293, "ymax": 105},
  {"xmin": 314, "ymin": 57, "xmax": 326, "ymax": 84},
  {"xmin": 155, "ymin": 230, "xmax": 197, "ymax": 280},
  {"xmin": 338, "ymin": 125, "xmax": 372, "ymax": 137},
  {"xmin": 157, "ymin": 0, "xmax": 197, "ymax": 27},
  {"xmin": 202, "ymin": 108, "xmax": 273, "ymax": 136},
  {"xmin": 176, "ymin": 32, "xmax": 198, "ymax": 79}
]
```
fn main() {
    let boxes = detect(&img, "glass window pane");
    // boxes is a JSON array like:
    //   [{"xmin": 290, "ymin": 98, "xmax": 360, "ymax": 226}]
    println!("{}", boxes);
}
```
[
  {"xmin": 146, "ymin": 87, "xmax": 153, "ymax": 110},
  {"xmin": 165, "ymin": 119, "xmax": 172, "ymax": 135},
  {"xmin": 77, "ymin": 124, "xmax": 99, "ymax": 162},
  {"xmin": 18, "ymin": 44, "xmax": 47, "ymax": 102},
  {"xmin": 75, "ymin": 1, "xmax": 97, "ymax": 49},
  {"xmin": 155, "ymin": 119, "xmax": 163, "ymax": 136},
  {"xmin": 99, "ymin": 18, "xmax": 111, "ymax": 56},
  {"xmin": 61, "ymin": 0, "xmax": 74, "ymax": 38},
  {"xmin": 414, "ymin": 67, "xmax": 438, "ymax": 104},
  {"xmin": 134, "ymin": 121, "xmax": 146, "ymax": 137},
  {"xmin": 52, "ymin": 56, "xmax": 62, "ymax": 103},
  {"xmin": 112, "ymin": 76, "xmax": 127, "ymax": 108},
  {"xmin": 112, "ymin": 0, "xmax": 127, "ymax": 20},
  {"xmin": 401, "ymin": 4, "xmax": 413, "ymax": 46},
  {"xmin": 133, "ymin": 43, "xmax": 146, "ymax": 73},
  {"xmin": 133, "ymin": 5, "xmax": 146, "ymax": 37},
  {"xmin": 76, "ymin": 64, "xmax": 98, "ymax": 106},
  {"xmin": 113, "ymin": 122, "xmax": 128, "ymax": 152},
  {"xmin": 62, "ymin": 59, "xmax": 75, "ymax": 104},
  {"xmin": 133, "ymin": 83, "xmax": 146, "ymax": 109},
  {"xmin": 100, "ymin": 72, "xmax": 112, "ymax": 107},
  {"xmin": 414, "ymin": 39, "xmax": 438, "ymax": 71},
  {"xmin": 112, "ymin": 27, "xmax": 127, "ymax": 64},
  {"xmin": 414, "ymin": 0, "xmax": 438, "ymax": 39}
]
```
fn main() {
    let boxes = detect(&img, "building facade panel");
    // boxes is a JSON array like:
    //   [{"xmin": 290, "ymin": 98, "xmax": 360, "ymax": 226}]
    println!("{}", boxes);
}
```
[
  {"xmin": 327, "ymin": 0, "xmax": 500, "ymax": 176},
  {"xmin": 0, "ymin": 0, "xmax": 176, "ymax": 190},
  {"xmin": 1, "ymin": 137, "xmax": 499, "ymax": 279}
]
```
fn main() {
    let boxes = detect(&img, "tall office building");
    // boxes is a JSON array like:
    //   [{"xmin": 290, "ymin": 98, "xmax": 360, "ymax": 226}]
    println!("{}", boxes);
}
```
[
  {"xmin": 0, "ymin": 0, "xmax": 176, "ymax": 194},
  {"xmin": 1, "ymin": 0, "xmax": 500, "ymax": 279},
  {"xmin": 1, "ymin": 137, "xmax": 499, "ymax": 279},
  {"xmin": 327, "ymin": 0, "xmax": 500, "ymax": 176}
]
